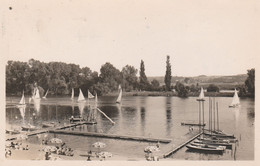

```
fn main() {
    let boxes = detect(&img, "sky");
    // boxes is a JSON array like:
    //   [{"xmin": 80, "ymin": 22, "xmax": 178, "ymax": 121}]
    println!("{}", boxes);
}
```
[{"xmin": 1, "ymin": 0, "xmax": 259, "ymax": 76}]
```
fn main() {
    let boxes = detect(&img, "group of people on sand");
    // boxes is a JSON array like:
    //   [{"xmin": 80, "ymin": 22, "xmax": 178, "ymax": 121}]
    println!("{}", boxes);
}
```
[
  {"xmin": 44, "ymin": 142, "xmax": 74, "ymax": 160},
  {"xmin": 5, "ymin": 141, "xmax": 29, "ymax": 158},
  {"xmin": 55, "ymin": 146, "xmax": 74, "ymax": 156}
]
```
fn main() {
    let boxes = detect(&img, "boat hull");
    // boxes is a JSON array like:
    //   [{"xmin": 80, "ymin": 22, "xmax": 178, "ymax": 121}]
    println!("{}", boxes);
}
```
[{"xmin": 186, "ymin": 144, "xmax": 224, "ymax": 154}]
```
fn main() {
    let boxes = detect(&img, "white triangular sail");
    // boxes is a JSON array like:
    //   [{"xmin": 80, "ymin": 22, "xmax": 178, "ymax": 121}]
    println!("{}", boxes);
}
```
[
  {"xmin": 35, "ymin": 88, "xmax": 40, "ymax": 99},
  {"xmin": 198, "ymin": 87, "xmax": 205, "ymax": 100},
  {"xmin": 78, "ymin": 89, "xmax": 85, "ymax": 102},
  {"xmin": 71, "ymin": 88, "xmax": 74, "ymax": 99},
  {"xmin": 88, "ymin": 90, "xmax": 94, "ymax": 99},
  {"xmin": 116, "ymin": 88, "xmax": 122, "ymax": 103},
  {"xmin": 42, "ymin": 89, "xmax": 48, "ymax": 99},
  {"xmin": 230, "ymin": 89, "xmax": 240, "ymax": 107},
  {"xmin": 95, "ymin": 94, "xmax": 98, "ymax": 109},
  {"xmin": 32, "ymin": 87, "xmax": 41, "ymax": 99}
]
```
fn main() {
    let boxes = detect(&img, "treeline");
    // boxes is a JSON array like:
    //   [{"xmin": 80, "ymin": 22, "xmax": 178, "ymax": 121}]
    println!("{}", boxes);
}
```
[
  {"xmin": 6, "ymin": 58, "xmax": 255, "ymax": 98},
  {"xmin": 6, "ymin": 59, "xmax": 151, "ymax": 96}
]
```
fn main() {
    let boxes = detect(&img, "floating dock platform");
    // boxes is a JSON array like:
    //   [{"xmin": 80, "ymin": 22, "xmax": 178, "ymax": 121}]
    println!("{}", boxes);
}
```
[{"xmin": 49, "ymin": 130, "xmax": 172, "ymax": 143}]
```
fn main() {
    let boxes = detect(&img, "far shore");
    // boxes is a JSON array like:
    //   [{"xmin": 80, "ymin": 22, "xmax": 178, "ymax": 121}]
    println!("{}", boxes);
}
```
[{"xmin": 6, "ymin": 91, "xmax": 254, "ymax": 98}]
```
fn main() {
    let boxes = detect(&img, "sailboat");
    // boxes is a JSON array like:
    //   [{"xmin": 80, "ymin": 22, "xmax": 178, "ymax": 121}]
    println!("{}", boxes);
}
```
[
  {"xmin": 88, "ymin": 90, "xmax": 94, "ymax": 99},
  {"xmin": 17, "ymin": 91, "xmax": 26, "ymax": 107},
  {"xmin": 42, "ymin": 89, "xmax": 49, "ymax": 99},
  {"xmin": 229, "ymin": 89, "xmax": 240, "ymax": 108},
  {"xmin": 32, "ymin": 87, "xmax": 41, "ymax": 100},
  {"xmin": 197, "ymin": 87, "xmax": 205, "ymax": 101},
  {"xmin": 17, "ymin": 91, "xmax": 26, "ymax": 122},
  {"xmin": 116, "ymin": 85, "xmax": 122, "ymax": 104},
  {"xmin": 77, "ymin": 88, "xmax": 86, "ymax": 102},
  {"xmin": 71, "ymin": 88, "xmax": 74, "ymax": 100}
]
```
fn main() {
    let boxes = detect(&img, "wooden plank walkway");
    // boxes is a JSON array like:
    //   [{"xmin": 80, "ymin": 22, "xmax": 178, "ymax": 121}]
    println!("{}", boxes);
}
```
[
  {"xmin": 6, "ymin": 121, "xmax": 94, "ymax": 141},
  {"xmin": 48, "ymin": 130, "xmax": 172, "ymax": 143},
  {"xmin": 162, "ymin": 131, "xmax": 203, "ymax": 158}
]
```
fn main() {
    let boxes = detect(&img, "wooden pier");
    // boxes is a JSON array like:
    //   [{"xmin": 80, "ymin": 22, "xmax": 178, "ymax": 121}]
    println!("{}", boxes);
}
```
[
  {"xmin": 6, "ymin": 121, "xmax": 95, "ymax": 141},
  {"xmin": 6, "ymin": 121, "xmax": 171, "ymax": 144},
  {"xmin": 162, "ymin": 131, "xmax": 203, "ymax": 158},
  {"xmin": 48, "ymin": 130, "xmax": 172, "ymax": 143}
]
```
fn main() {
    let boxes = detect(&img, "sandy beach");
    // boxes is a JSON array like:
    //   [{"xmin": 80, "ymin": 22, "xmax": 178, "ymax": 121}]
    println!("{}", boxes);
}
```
[{"xmin": 5, "ymin": 140, "xmax": 146, "ymax": 161}]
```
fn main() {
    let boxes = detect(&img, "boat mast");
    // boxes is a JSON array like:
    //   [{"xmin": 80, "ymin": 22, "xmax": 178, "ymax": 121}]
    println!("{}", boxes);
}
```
[
  {"xmin": 199, "ymin": 99, "xmax": 201, "ymax": 133},
  {"xmin": 202, "ymin": 99, "xmax": 205, "ymax": 133},
  {"xmin": 213, "ymin": 97, "xmax": 216, "ymax": 132},
  {"xmin": 217, "ymin": 101, "xmax": 219, "ymax": 131},
  {"xmin": 208, "ymin": 97, "xmax": 211, "ymax": 133}
]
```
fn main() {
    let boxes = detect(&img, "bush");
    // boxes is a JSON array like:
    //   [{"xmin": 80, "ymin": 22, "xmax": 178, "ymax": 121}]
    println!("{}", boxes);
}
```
[{"xmin": 207, "ymin": 84, "xmax": 219, "ymax": 92}]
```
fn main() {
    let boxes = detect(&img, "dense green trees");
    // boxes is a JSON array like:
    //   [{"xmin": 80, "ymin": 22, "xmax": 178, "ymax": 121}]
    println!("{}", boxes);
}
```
[
  {"xmin": 175, "ymin": 82, "xmax": 188, "ymax": 97},
  {"xmin": 207, "ymin": 84, "xmax": 220, "ymax": 92},
  {"xmin": 164, "ymin": 55, "xmax": 172, "ymax": 91},
  {"xmin": 6, "ymin": 59, "xmax": 98, "ymax": 96},
  {"xmin": 5, "ymin": 59, "xmax": 254, "ymax": 98},
  {"xmin": 121, "ymin": 65, "xmax": 138, "ymax": 92},
  {"xmin": 245, "ymin": 68, "xmax": 255, "ymax": 97}
]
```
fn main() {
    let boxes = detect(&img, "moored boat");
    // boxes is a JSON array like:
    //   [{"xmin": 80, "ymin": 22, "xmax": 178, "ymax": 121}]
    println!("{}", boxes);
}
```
[
  {"xmin": 190, "ymin": 142, "xmax": 226, "ymax": 150},
  {"xmin": 194, "ymin": 140, "xmax": 232, "ymax": 149},
  {"xmin": 186, "ymin": 144, "xmax": 225, "ymax": 154},
  {"xmin": 197, "ymin": 137, "xmax": 230, "ymax": 144},
  {"xmin": 181, "ymin": 122, "xmax": 206, "ymax": 126},
  {"xmin": 21, "ymin": 124, "xmax": 37, "ymax": 131},
  {"xmin": 69, "ymin": 116, "xmax": 85, "ymax": 123},
  {"xmin": 203, "ymin": 132, "xmax": 235, "ymax": 139},
  {"xmin": 6, "ymin": 129, "xmax": 20, "ymax": 135},
  {"xmin": 42, "ymin": 122, "xmax": 56, "ymax": 128}
]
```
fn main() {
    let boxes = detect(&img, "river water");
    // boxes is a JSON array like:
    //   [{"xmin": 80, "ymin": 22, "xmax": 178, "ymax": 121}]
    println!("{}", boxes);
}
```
[{"xmin": 6, "ymin": 96, "xmax": 255, "ymax": 160}]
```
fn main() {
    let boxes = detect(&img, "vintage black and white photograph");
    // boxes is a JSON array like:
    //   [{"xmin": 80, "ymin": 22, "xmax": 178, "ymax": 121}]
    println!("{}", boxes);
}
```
[{"xmin": 1, "ymin": 0, "xmax": 258, "ymax": 163}]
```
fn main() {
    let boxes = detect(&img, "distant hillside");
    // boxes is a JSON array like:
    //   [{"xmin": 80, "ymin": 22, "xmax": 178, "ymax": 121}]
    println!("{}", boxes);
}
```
[{"xmin": 148, "ymin": 74, "xmax": 247, "ymax": 90}]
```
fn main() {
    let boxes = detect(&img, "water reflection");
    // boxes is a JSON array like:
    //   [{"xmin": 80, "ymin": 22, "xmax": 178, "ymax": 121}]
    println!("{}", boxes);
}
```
[
  {"xmin": 165, "ymin": 97, "xmax": 172, "ymax": 136},
  {"xmin": 18, "ymin": 105, "xmax": 26, "ymax": 122},
  {"xmin": 78, "ymin": 102, "xmax": 85, "ymax": 116},
  {"xmin": 140, "ymin": 107, "xmax": 146, "ymax": 135},
  {"xmin": 5, "ymin": 96, "xmax": 255, "ymax": 160},
  {"xmin": 33, "ymin": 99, "xmax": 41, "ymax": 114},
  {"xmin": 247, "ymin": 107, "xmax": 255, "ymax": 120}
]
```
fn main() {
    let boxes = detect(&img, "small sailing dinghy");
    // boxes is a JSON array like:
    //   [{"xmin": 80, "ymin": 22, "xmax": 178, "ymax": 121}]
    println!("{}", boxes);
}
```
[
  {"xmin": 88, "ymin": 90, "xmax": 94, "ymax": 99},
  {"xmin": 32, "ymin": 87, "xmax": 41, "ymax": 100},
  {"xmin": 196, "ymin": 87, "xmax": 205, "ymax": 101},
  {"xmin": 42, "ymin": 89, "xmax": 49, "ymax": 99},
  {"xmin": 116, "ymin": 85, "xmax": 122, "ymax": 104},
  {"xmin": 77, "ymin": 88, "xmax": 86, "ymax": 103},
  {"xmin": 229, "ymin": 89, "xmax": 240, "ymax": 108},
  {"xmin": 186, "ymin": 143, "xmax": 225, "ymax": 154},
  {"xmin": 21, "ymin": 124, "xmax": 37, "ymax": 131},
  {"xmin": 17, "ymin": 91, "xmax": 26, "ymax": 107},
  {"xmin": 42, "ymin": 122, "xmax": 56, "ymax": 128},
  {"xmin": 193, "ymin": 139, "xmax": 232, "ymax": 149}
]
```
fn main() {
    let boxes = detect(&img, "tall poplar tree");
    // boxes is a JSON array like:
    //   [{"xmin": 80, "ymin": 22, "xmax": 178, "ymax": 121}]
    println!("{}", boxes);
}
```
[
  {"xmin": 139, "ymin": 60, "xmax": 148, "ymax": 90},
  {"xmin": 164, "ymin": 55, "xmax": 172, "ymax": 91}
]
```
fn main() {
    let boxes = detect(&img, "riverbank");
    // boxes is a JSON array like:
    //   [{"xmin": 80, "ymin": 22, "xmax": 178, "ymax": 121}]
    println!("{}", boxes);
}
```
[
  {"xmin": 104, "ymin": 91, "xmax": 253, "ymax": 98},
  {"xmin": 6, "ymin": 91, "xmax": 254, "ymax": 98}
]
